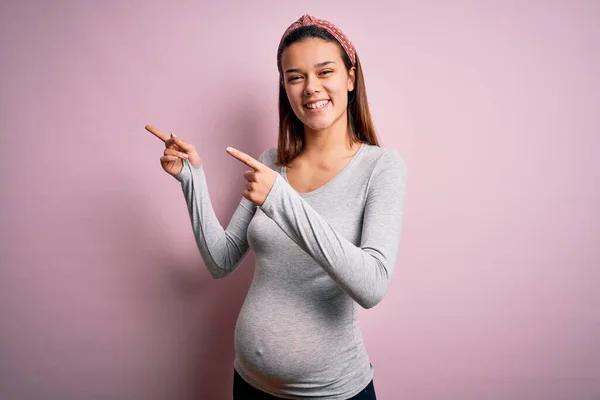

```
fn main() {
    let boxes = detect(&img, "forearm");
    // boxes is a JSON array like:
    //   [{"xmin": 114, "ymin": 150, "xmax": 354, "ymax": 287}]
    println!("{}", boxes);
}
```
[
  {"xmin": 176, "ymin": 159, "xmax": 256, "ymax": 278},
  {"xmin": 259, "ymin": 175, "xmax": 404, "ymax": 308}
]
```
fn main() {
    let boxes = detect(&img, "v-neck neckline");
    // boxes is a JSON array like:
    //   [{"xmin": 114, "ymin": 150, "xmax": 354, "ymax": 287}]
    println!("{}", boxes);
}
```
[{"xmin": 282, "ymin": 142, "xmax": 366, "ymax": 196}]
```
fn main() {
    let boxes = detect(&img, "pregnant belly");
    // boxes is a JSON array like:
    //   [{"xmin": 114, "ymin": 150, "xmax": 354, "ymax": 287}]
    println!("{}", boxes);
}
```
[{"xmin": 234, "ymin": 289, "xmax": 358, "ymax": 383}]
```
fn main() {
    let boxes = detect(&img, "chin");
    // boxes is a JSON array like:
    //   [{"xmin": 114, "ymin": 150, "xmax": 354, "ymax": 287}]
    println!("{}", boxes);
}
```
[
  {"xmin": 292, "ymin": 100, "xmax": 347, "ymax": 132},
  {"xmin": 303, "ymin": 111, "xmax": 347, "ymax": 132},
  {"xmin": 298, "ymin": 111, "xmax": 341, "ymax": 131},
  {"xmin": 303, "ymin": 118, "xmax": 335, "ymax": 131}
]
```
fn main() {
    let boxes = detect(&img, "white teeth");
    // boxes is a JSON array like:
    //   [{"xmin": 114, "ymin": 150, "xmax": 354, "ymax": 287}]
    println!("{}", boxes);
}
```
[{"xmin": 306, "ymin": 100, "xmax": 329, "ymax": 109}]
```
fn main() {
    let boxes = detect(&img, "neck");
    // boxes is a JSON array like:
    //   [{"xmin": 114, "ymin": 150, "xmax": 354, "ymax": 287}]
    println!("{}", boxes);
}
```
[{"xmin": 302, "ymin": 112, "xmax": 359, "ymax": 158}]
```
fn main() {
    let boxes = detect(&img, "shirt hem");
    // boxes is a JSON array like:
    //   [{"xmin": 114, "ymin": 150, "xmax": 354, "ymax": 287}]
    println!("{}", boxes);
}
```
[{"xmin": 233, "ymin": 358, "xmax": 375, "ymax": 400}]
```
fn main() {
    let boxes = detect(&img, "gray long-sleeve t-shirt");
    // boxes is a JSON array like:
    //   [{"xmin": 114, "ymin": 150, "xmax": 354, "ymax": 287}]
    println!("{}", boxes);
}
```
[{"xmin": 174, "ymin": 142, "xmax": 407, "ymax": 399}]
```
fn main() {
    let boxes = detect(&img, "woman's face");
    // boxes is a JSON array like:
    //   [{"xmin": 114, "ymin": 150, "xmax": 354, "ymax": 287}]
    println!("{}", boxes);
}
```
[{"xmin": 281, "ymin": 38, "xmax": 355, "ymax": 132}]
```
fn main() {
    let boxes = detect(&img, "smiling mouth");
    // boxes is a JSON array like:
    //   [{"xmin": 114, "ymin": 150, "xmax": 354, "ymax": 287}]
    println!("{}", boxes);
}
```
[{"xmin": 304, "ymin": 100, "xmax": 330, "ymax": 110}]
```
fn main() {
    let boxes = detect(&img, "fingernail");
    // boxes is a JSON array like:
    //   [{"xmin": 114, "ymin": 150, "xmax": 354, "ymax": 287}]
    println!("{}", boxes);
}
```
[{"xmin": 226, "ymin": 147, "xmax": 232, "ymax": 152}]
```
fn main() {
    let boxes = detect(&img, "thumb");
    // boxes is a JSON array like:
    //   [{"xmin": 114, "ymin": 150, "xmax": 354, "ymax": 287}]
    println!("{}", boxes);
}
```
[{"xmin": 167, "ymin": 132, "xmax": 180, "ymax": 151}]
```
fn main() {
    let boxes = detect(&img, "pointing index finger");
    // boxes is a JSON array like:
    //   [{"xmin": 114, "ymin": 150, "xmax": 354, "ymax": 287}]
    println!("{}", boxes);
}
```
[
  {"xmin": 226, "ymin": 147, "xmax": 261, "ymax": 170},
  {"xmin": 145, "ymin": 125, "xmax": 169, "ymax": 142}
]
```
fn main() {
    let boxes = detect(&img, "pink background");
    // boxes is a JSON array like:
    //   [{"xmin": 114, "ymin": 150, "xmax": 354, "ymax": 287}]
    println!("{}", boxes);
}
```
[{"xmin": 1, "ymin": 1, "xmax": 598, "ymax": 399}]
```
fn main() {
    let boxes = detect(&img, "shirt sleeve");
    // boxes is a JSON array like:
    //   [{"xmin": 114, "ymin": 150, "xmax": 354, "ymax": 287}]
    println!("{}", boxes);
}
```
[
  {"xmin": 174, "ymin": 151, "xmax": 268, "ymax": 278},
  {"xmin": 259, "ymin": 149, "xmax": 408, "ymax": 309}
]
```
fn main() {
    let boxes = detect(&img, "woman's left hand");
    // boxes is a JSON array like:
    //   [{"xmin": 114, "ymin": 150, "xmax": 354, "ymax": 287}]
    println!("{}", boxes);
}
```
[{"xmin": 226, "ymin": 147, "xmax": 277, "ymax": 206}]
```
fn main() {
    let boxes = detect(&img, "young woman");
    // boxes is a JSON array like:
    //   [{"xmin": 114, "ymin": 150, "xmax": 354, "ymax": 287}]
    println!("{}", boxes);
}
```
[{"xmin": 146, "ymin": 14, "xmax": 407, "ymax": 400}]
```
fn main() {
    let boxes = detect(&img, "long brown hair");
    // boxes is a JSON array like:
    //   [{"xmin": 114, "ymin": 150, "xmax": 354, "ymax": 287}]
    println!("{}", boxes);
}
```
[{"xmin": 275, "ymin": 25, "xmax": 380, "ymax": 167}]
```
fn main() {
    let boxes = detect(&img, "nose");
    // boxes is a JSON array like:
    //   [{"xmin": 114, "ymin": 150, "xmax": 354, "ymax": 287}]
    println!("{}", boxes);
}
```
[{"xmin": 304, "ymin": 74, "xmax": 321, "ymax": 96}]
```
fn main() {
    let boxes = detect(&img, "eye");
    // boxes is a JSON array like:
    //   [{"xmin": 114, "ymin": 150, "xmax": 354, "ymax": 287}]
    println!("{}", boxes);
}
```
[
  {"xmin": 320, "ymin": 70, "xmax": 333, "ymax": 76},
  {"xmin": 288, "ymin": 76, "xmax": 302, "ymax": 82}
]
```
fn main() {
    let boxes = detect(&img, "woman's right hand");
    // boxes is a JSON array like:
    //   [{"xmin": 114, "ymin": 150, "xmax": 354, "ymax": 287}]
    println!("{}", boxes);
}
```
[{"xmin": 145, "ymin": 125, "xmax": 203, "ymax": 177}]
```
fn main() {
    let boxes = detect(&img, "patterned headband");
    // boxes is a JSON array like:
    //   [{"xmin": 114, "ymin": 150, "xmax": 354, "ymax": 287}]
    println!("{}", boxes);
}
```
[{"xmin": 276, "ymin": 14, "xmax": 357, "ymax": 80}]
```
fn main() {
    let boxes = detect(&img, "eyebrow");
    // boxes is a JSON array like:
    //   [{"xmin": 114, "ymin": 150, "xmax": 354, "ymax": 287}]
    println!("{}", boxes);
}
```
[{"xmin": 284, "ymin": 61, "xmax": 336, "ymax": 74}]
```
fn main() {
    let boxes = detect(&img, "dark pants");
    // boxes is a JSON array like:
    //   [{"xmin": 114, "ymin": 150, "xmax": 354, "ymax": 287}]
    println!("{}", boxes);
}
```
[{"xmin": 233, "ymin": 369, "xmax": 377, "ymax": 400}]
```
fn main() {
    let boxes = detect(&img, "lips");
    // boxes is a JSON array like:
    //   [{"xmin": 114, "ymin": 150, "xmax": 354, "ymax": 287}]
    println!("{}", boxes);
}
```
[{"xmin": 304, "ymin": 99, "xmax": 330, "ymax": 110}]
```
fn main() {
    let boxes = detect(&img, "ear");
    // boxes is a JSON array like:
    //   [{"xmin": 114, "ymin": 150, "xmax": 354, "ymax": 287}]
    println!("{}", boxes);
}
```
[{"xmin": 347, "ymin": 67, "xmax": 356, "ymax": 92}]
